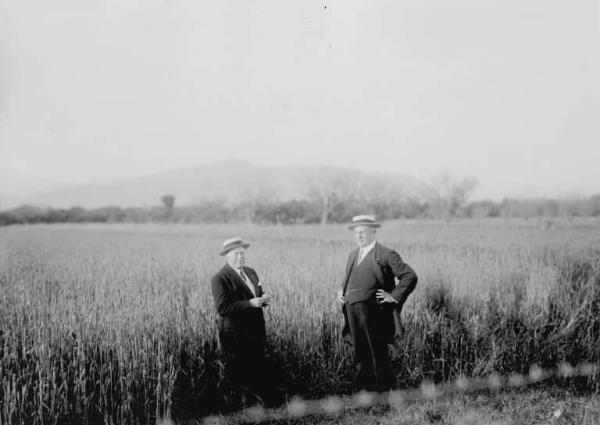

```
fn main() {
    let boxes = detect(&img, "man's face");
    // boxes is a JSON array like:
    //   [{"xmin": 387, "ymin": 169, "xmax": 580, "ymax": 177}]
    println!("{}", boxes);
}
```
[
  {"xmin": 225, "ymin": 247, "xmax": 246, "ymax": 269},
  {"xmin": 353, "ymin": 226, "xmax": 376, "ymax": 248}
]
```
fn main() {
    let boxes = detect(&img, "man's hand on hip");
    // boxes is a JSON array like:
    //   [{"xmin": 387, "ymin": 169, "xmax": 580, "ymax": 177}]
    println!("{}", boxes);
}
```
[{"xmin": 376, "ymin": 289, "xmax": 398, "ymax": 304}]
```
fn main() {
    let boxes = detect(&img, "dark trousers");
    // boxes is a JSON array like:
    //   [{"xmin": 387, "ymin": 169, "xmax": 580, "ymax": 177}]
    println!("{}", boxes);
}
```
[
  {"xmin": 220, "ymin": 331, "xmax": 266, "ymax": 393},
  {"xmin": 346, "ymin": 300, "xmax": 395, "ymax": 392}
]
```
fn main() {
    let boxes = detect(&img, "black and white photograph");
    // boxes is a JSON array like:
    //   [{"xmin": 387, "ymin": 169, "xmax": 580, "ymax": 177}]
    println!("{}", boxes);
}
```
[{"xmin": 1, "ymin": 0, "xmax": 599, "ymax": 424}]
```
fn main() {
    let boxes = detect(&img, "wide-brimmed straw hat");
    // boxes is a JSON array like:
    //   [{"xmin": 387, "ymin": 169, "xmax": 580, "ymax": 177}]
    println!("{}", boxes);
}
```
[
  {"xmin": 220, "ymin": 237, "xmax": 250, "ymax": 256},
  {"xmin": 347, "ymin": 214, "xmax": 381, "ymax": 230}
]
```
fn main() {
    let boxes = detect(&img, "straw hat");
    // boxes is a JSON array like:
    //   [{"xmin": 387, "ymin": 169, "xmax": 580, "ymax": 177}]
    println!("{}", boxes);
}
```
[
  {"xmin": 347, "ymin": 214, "xmax": 381, "ymax": 230},
  {"xmin": 220, "ymin": 237, "xmax": 250, "ymax": 256}
]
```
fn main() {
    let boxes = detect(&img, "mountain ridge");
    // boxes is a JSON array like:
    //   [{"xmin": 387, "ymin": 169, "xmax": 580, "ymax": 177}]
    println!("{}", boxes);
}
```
[{"xmin": 1, "ymin": 160, "xmax": 426, "ymax": 209}]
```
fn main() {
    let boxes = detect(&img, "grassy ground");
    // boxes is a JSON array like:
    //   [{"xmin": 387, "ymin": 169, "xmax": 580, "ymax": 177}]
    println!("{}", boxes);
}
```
[{"xmin": 1, "ymin": 219, "xmax": 599, "ymax": 424}]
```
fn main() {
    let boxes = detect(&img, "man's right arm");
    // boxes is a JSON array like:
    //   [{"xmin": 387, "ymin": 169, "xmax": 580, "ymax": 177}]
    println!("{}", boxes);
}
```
[
  {"xmin": 211, "ymin": 275, "xmax": 255, "ymax": 316},
  {"xmin": 337, "ymin": 253, "xmax": 353, "ymax": 304},
  {"xmin": 337, "ymin": 273, "xmax": 346, "ymax": 303},
  {"xmin": 336, "ymin": 288, "xmax": 345, "ymax": 304}
]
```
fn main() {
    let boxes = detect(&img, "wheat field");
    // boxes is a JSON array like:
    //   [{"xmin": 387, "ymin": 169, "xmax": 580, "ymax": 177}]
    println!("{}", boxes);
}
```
[{"xmin": 1, "ymin": 219, "xmax": 599, "ymax": 424}]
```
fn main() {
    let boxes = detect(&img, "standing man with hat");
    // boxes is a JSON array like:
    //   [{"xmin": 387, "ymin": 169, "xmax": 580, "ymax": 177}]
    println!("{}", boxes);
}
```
[
  {"xmin": 211, "ymin": 237, "xmax": 272, "ymax": 400},
  {"xmin": 337, "ymin": 215, "xmax": 418, "ymax": 393}
]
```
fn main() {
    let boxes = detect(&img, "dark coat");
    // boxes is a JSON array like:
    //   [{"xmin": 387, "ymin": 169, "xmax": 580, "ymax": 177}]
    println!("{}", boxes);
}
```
[
  {"xmin": 341, "ymin": 242, "xmax": 418, "ymax": 342},
  {"xmin": 211, "ymin": 263, "xmax": 265, "ymax": 349}
]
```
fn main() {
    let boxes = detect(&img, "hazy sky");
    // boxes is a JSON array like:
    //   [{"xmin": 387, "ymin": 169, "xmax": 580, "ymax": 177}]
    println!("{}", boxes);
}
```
[{"xmin": 1, "ymin": 0, "xmax": 599, "ymax": 199}]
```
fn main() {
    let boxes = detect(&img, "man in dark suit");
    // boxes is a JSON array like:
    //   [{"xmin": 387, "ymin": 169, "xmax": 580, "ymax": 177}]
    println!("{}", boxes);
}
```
[
  {"xmin": 211, "ymin": 237, "xmax": 272, "ymax": 398},
  {"xmin": 337, "ymin": 215, "xmax": 418, "ymax": 393}
]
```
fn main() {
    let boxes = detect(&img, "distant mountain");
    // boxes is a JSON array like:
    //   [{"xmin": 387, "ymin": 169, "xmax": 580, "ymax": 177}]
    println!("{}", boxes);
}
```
[
  {"xmin": 0, "ymin": 168, "xmax": 75, "ymax": 209},
  {"xmin": 3, "ymin": 160, "xmax": 426, "ymax": 209}
]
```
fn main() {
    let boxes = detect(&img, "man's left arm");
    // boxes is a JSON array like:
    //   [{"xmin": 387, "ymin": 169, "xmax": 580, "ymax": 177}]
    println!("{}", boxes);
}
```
[
  {"xmin": 386, "ymin": 250, "xmax": 418, "ymax": 306},
  {"xmin": 246, "ymin": 267, "xmax": 270, "ymax": 304}
]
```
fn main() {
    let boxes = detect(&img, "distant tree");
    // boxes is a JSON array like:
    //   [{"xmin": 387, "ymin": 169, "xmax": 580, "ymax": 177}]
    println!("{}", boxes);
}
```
[
  {"xmin": 537, "ymin": 199, "xmax": 559, "ymax": 217},
  {"xmin": 82, "ymin": 206, "xmax": 125, "ymax": 223},
  {"xmin": 425, "ymin": 173, "xmax": 478, "ymax": 220},
  {"xmin": 283, "ymin": 199, "xmax": 320, "ymax": 223},
  {"xmin": 193, "ymin": 198, "xmax": 231, "ymax": 223},
  {"xmin": 66, "ymin": 206, "xmax": 87, "ymax": 222},
  {"xmin": 557, "ymin": 198, "xmax": 584, "ymax": 219},
  {"xmin": 8, "ymin": 205, "xmax": 47, "ymax": 223},
  {"xmin": 123, "ymin": 207, "xmax": 152, "ymax": 223},
  {"xmin": 237, "ymin": 184, "xmax": 279, "ymax": 222},
  {"xmin": 465, "ymin": 200, "xmax": 501, "ymax": 218},
  {"xmin": 252, "ymin": 199, "xmax": 319, "ymax": 224},
  {"xmin": 160, "ymin": 194, "xmax": 175, "ymax": 221},
  {"xmin": 588, "ymin": 194, "xmax": 600, "ymax": 216},
  {"xmin": 394, "ymin": 197, "xmax": 428, "ymax": 219},
  {"xmin": 46, "ymin": 208, "xmax": 69, "ymax": 223},
  {"xmin": 0, "ymin": 210, "xmax": 20, "ymax": 225},
  {"xmin": 306, "ymin": 168, "xmax": 362, "ymax": 225},
  {"xmin": 355, "ymin": 178, "xmax": 419, "ymax": 220},
  {"xmin": 499, "ymin": 198, "xmax": 538, "ymax": 219}
]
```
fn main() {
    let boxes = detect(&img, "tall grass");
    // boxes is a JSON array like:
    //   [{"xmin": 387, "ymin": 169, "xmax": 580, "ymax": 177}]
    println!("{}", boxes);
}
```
[{"xmin": 1, "ymin": 221, "xmax": 599, "ymax": 424}]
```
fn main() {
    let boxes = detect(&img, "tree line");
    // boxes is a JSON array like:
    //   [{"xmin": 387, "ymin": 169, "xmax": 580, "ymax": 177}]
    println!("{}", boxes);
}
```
[
  {"xmin": 1, "ymin": 171, "xmax": 599, "ymax": 226},
  {"xmin": 1, "ymin": 192, "xmax": 599, "ymax": 226}
]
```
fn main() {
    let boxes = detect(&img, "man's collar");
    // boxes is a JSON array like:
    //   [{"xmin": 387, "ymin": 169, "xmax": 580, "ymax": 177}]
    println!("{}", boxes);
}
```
[
  {"xmin": 225, "ymin": 263, "xmax": 243, "ymax": 274},
  {"xmin": 360, "ymin": 240, "xmax": 377, "ymax": 253}
]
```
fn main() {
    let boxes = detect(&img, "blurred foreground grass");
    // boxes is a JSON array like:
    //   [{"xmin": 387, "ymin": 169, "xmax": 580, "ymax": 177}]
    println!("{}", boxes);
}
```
[{"xmin": 210, "ymin": 389, "xmax": 600, "ymax": 425}]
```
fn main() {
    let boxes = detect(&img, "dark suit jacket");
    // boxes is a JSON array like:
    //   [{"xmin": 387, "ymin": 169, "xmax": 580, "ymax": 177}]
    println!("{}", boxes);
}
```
[
  {"xmin": 341, "ymin": 242, "xmax": 418, "ymax": 341},
  {"xmin": 211, "ymin": 264, "xmax": 265, "ymax": 347}
]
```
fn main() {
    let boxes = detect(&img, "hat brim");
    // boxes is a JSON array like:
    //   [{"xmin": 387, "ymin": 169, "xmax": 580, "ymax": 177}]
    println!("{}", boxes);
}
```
[
  {"xmin": 220, "ymin": 243, "xmax": 250, "ymax": 256},
  {"xmin": 348, "ymin": 223, "xmax": 381, "ymax": 230}
]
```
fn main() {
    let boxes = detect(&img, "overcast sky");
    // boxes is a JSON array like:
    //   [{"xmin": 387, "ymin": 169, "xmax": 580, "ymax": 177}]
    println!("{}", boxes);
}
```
[{"xmin": 1, "ymin": 0, "xmax": 599, "ymax": 199}]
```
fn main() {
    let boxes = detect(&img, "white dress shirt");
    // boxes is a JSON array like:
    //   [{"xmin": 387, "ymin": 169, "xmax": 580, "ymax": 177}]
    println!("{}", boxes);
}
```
[{"xmin": 357, "ymin": 240, "xmax": 376, "ymax": 264}]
